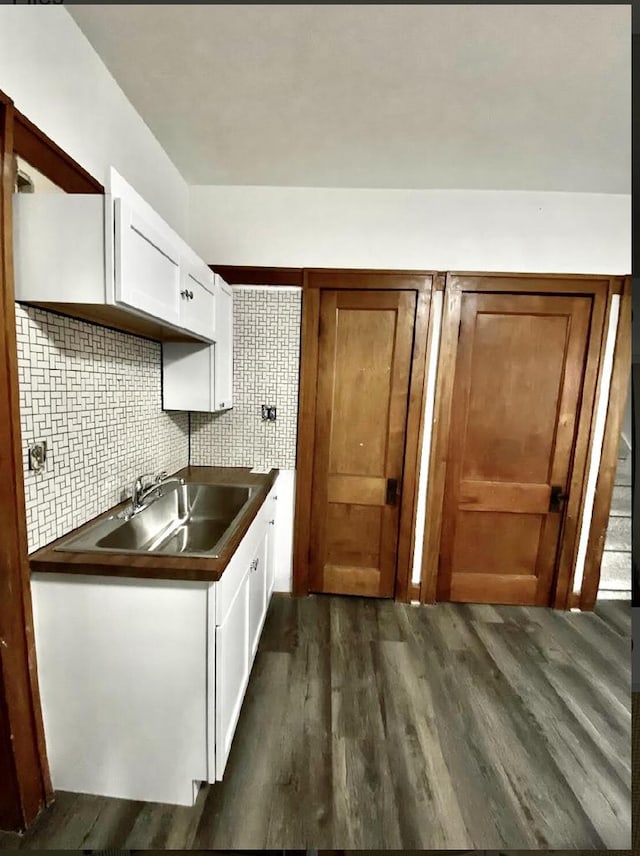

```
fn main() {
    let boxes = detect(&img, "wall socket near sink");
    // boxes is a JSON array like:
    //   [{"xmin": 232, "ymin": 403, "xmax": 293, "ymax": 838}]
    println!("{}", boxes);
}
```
[
  {"xmin": 28, "ymin": 440, "xmax": 47, "ymax": 472},
  {"xmin": 261, "ymin": 405, "xmax": 277, "ymax": 422}
]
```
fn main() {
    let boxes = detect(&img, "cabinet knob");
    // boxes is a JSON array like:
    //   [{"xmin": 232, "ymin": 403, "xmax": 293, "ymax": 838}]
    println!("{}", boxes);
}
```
[
  {"xmin": 269, "ymin": 519, "xmax": 275, "ymax": 525},
  {"xmin": 188, "ymin": 290, "xmax": 194, "ymax": 300}
]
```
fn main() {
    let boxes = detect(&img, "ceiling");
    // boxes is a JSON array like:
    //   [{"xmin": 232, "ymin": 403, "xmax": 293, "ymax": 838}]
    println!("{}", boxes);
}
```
[{"xmin": 68, "ymin": 4, "xmax": 630, "ymax": 192}]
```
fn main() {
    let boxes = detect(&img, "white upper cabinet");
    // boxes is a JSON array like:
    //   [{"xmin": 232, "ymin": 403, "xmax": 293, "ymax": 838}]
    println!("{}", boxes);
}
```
[
  {"xmin": 113, "ymin": 198, "xmax": 182, "ymax": 327},
  {"xmin": 13, "ymin": 168, "xmax": 215, "ymax": 344},
  {"xmin": 162, "ymin": 274, "xmax": 233, "ymax": 413},
  {"xmin": 214, "ymin": 277, "xmax": 234, "ymax": 411},
  {"xmin": 178, "ymin": 252, "xmax": 216, "ymax": 341}
]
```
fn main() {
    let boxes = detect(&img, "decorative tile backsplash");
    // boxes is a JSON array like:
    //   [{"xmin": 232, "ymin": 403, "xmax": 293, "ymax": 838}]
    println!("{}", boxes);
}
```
[
  {"xmin": 190, "ymin": 287, "xmax": 301, "ymax": 470},
  {"xmin": 16, "ymin": 304, "xmax": 189, "ymax": 553}
]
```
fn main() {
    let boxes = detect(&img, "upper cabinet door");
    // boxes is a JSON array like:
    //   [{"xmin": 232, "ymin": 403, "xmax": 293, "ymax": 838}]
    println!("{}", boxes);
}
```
[
  {"xmin": 214, "ymin": 277, "xmax": 234, "ymax": 410},
  {"xmin": 180, "ymin": 256, "xmax": 216, "ymax": 343},
  {"xmin": 113, "ymin": 198, "xmax": 182, "ymax": 327}
]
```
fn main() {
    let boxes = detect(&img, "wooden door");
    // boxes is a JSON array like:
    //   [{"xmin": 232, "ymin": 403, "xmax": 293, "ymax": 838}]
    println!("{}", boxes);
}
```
[
  {"xmin": 438, "ymin": 292, "xmax": 592, "ymax": 606},
  {"xmin": 309, "ymin": 290, "xmax": 416, "ymax": 597}
]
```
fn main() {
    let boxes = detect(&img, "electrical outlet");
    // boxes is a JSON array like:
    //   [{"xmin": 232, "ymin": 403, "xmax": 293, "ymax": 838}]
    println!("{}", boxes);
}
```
[
  {"xmin": 261, "ymin": 404, "xmax": 277, "ymax": 422},
  {"xmin": 28, "ymin": 440, "xmax": 47, "ymax": 472}
]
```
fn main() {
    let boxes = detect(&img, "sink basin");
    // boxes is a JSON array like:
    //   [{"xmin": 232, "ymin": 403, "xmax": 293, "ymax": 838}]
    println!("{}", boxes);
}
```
[{"xmin": 56, "ymin": 483, "xmax": 258, "ymax": 558}]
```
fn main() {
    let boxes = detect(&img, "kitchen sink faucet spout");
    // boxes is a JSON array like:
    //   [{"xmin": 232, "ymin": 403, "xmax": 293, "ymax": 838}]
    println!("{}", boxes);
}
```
[{"xmin": 131, "ymin": 472, "xmax": 187, "ymax": 518}]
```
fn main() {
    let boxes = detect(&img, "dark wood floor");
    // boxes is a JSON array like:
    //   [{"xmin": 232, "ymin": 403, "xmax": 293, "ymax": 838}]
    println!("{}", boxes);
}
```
[{"xmin": 0, "ymin": 596, "xmax": 631, "ymax": 849}]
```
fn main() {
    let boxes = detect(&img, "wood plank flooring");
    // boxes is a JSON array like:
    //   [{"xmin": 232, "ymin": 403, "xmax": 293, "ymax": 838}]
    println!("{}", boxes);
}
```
[{"xmin": 0, "ymin": 596, "xmax": 631, "ymax": 850}]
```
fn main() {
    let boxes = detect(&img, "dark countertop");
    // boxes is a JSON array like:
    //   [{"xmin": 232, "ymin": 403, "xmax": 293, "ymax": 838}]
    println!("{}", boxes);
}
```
[{"xmin": 29, "ymin": 466, "xmax": 279, "ymax": 582}]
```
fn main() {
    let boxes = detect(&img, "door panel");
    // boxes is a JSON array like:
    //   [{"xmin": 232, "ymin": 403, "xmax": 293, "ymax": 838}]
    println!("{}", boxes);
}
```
[
  {"xmin": 309, "ymin": 290, "xmax": 416, "ymax": 598},
  {"xmin": 438, "ymin": 292, "xmax": 592, "ymax": 606}
]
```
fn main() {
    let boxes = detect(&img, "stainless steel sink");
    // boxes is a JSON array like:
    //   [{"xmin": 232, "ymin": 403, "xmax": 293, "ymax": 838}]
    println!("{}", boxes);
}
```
[{"xmin": 56, "ymin": 483, "xmax": 258, "ymax": 558}]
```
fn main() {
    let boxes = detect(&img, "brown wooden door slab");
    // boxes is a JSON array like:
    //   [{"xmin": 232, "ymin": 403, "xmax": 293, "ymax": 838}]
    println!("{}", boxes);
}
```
[
  {"xmin": 438, "ymin": 292, "xmax": 592, "ymax": 606},
  {"xmin": 309, "ymin": 290, "xmax": 416, "ymax": 597}
]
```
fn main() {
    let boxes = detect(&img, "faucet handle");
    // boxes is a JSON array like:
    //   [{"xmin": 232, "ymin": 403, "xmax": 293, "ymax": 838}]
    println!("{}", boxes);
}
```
[{"xmin": 155, "ymin": 470, "xmax": 168, "ymax": 483}]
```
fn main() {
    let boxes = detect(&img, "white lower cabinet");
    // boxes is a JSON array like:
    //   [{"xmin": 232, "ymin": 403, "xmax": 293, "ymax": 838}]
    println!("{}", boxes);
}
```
[
  {"xmin": 32, "ymin": 478, "xmax": 280, "ymax": 806},
  {"xmin": 248, "ymin": 531, "xmax": 268, "ymax": 661},
  {"xmin": 213, "ymin": 566, "xmax": 250, "ymax": 781}
]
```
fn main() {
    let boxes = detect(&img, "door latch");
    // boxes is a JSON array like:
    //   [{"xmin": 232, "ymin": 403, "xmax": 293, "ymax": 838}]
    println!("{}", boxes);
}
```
[
  {"xmin": 386, "ymin": 478, "xmax": 400, "ymax": 505},
  {"xmin": 549, "ymin": 485, "xmax": 567, "ymax": 513}
]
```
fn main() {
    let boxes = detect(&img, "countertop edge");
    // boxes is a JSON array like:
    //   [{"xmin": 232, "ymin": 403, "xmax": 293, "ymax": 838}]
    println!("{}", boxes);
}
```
[{"xmin": 29, "ymin": 466, "xmax": 279, "ymax": 583}]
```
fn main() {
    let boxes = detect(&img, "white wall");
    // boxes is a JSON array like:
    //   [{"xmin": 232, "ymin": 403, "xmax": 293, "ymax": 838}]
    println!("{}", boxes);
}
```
[
  {"xmin": 0, "ymin": 7, "xmax": 188, "ymax": 234},
  {"xmin": 189, "ymin": 186, "xmax": 630, "ymax": 274}
]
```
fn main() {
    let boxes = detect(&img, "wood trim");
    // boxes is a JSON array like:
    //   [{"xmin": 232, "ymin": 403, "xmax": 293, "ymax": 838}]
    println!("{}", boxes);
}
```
[
  {"xmin": 410, "ymin": 273, "xmax": 445, "ymax": 602},
  {"xmin": 209, "ymin": 265, "xmax": 303, "ymax": 287},
  {"xmin": 306, "ymin": 268, "xmax": 435, "ymax": 291},
  {"xmin": 420, "ymin": 276, "xmax": 462, "ymax": 602},
  {"xmin": 552, "ymin": 281, "xmax": 612, "ymax": 607},
  {"xmin": 579, "ymin": 277, "xmax": 632, "ymax": 609},
  {"xmin": 292, "ymin": 283, "xmax": 320, "ymax": 596},
  {"xmin": 407, "ymin": 583, "xmax": 421, "ymax": 601},
  {"xmin": 292, "ymin": 269, "xmax": 434, "ymax": 599},
  {"xmin": 420, "ymin": 271, "xmax": 617, "ymax": 609},
  {"xmin": 394, "ymin": 285, "xmax": 432, "ymax": 602},
  {"xmin": 0, "ymin": 93, "xmax": 52, "ymax": 831},
  {"xmin": 448, "ymin": 272, "xmax": 614, "ymax": 293},
  {"xmin": 14, "ymin": 109, "xmax": 103, "ymax": 194}
]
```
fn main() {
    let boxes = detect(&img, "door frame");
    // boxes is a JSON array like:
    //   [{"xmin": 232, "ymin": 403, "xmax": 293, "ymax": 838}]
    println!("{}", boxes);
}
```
[
  {"xmin": 292, "ymin": 269, "xmax": 435, "ymax": 601},
  {"xmin": 420, "ymin": 271, "xmax": 627, "ymax": 608},
  {"xmin": 0, "ymin": 88, "xmax": 103, "ymax": 831}
]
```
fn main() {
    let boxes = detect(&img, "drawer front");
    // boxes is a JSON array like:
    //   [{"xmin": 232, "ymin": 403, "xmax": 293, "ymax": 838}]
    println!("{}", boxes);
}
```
[{"xmin": 215, "ymin": 497, "xmax": 271, "ymax": 626}]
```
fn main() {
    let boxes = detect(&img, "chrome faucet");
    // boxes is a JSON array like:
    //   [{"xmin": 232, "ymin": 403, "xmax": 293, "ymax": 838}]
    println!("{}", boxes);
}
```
[{"xmin": 130, "ymin": 471, "xmax": 186, "ymax": 516}]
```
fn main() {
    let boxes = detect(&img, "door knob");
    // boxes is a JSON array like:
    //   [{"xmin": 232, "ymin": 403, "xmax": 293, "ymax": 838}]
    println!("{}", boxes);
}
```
[
  {"xmin": 549, "ymin": 485, "xmax": 568, "ymax": 513},
  {"xmin": 386, "ymin": 478, "xmax": 400, "ymax": 505}
]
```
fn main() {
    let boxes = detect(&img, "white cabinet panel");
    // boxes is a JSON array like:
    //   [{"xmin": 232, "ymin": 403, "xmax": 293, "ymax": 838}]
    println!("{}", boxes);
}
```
[
  {"xmin": 215, "ymin": 495, "xmax": 270, "ymax": 625},
  {"xmin": 161, "ymin": 276, "xmax": 234, "ymax": 413},
  {"xmin": 273, "ymin": 470, "xmax": 296, "ymax": 592},
  {"xmin": 13, "ymin": 194, "xmax": 107, "ymax": 304},
  {"xmin": 214, "ymin": 568, "xmax": 250, "ymax": 780},
  {"xmin": 180, "ymin": 257, "xmax": 215, "ymax": 342},
  {"xmin": 248, "ymin": 532, "xmax": 268, "ymax": 661},
  {"xmin": 31, "ymin": 574, "xmax": 208, "ymax": 806},
  {"xmin": 266, "ymin": 489, "xmax": 278, "ymax": 599},
  {"xmin": 162, "ymin": 343, "xmax": 213, "ymax": 412},
  {"xmin": 214, "ymin": 277, "xmax": 233, "ymax": 410},
  {"xmin": 114, "ymin": 198, "xmax": 182, "ymax": 326}
]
